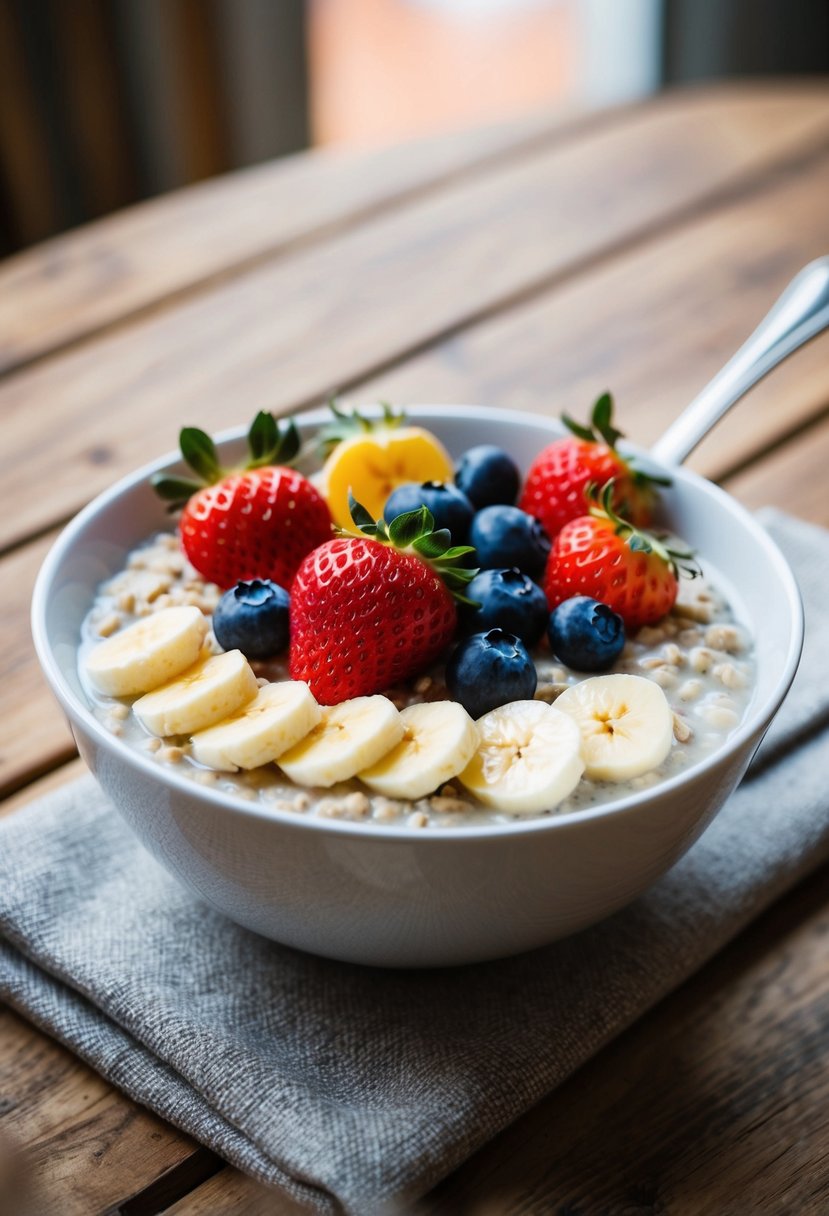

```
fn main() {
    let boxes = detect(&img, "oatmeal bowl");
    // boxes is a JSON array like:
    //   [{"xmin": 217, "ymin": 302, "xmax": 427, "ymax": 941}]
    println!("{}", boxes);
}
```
[{"xmin": 31, "ymin": 396, "xmax": 802, "ymax": 967}]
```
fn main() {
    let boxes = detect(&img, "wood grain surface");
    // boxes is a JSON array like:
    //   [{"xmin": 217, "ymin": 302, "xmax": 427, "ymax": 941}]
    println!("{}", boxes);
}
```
[
  {"xmin": 3, "ymin": 87, "xmax": 829, "ymax": 551},
  {"xmin": 1, "ymin": 85, "xmax": 828, "ymax": 1216},
  {"xmin": 0, "ymin": 101, "xmax": 582, "ymax": 376}
]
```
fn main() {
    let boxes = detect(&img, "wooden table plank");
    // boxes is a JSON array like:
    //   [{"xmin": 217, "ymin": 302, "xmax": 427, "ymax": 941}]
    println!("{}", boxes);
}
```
[
  {"xmin": 2, "ymin": 86, "xmax": 828, "ymax": 553},
  {"xmin": 0, "ymin": 531, "xmax": 76, "ymax": 799},
  {"xmin": 0, "ymin": 758, "xmax": 85, "ymax": 820},
  {"xmin": 0, "ymin": 1008, "xmax": 197, "ymax": 1216},
  {"xmin": 0, "ymin": 105, "xmax": 582, "ymax": 378},
  {"xmin": 164, "ymin": 1169, "xmax": 298, "ymax": 1215},
  {"xmin": 726, "ymin": 410, "xmax": 829, "ymax": 524},
  {"xmin": 360, "ymin": 150, "xmax": 829, "ymax": 484}
]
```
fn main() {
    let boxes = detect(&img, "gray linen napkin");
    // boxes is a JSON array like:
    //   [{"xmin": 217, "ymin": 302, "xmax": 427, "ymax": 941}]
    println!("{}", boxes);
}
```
[{"xmin": 2, "ymin": 510, "xmax": 829, "ymax": 1215}]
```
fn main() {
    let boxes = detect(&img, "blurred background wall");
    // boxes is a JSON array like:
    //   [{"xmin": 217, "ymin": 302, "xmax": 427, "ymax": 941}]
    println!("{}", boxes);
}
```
[{"xmin": 0, "ymin": 0, "xmax": 826, "ymax": 256}]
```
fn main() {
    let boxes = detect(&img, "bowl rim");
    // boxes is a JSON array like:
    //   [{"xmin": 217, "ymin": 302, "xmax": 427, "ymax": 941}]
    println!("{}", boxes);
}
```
[{"xmin": 32, "ymin": 403, "xmax": 805, "ymax": 843}]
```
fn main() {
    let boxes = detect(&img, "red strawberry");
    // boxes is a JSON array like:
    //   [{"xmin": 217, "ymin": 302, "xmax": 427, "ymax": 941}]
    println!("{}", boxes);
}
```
[
  {"xmin": 543, "ymin": 484, "xmax": 698, "ymax": 632},
  {"xmin": 519, "ymin": 392, "xmax": 668, "ymax": 539},
  {"xmin": 289, "ymin": 498, "xmax": 476, "ymax": 704},
  {"xmin": 152, "ymin": 412, "xmax": 331, "ymax": 589}
]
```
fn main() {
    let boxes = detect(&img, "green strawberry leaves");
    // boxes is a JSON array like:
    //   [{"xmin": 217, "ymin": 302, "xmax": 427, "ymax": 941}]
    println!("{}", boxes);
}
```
[
  {"xmin": 180, "ymin": 427, "xmax": 222, "ymax": 484},
  {"xmin": 246, "ymin": 411, "xmax": 300, "ymax": 468},
  {"xmin": 150, "ymin": 475, "xmax": 205, "ymax": 509},
  {"xmin": 588, "ymin": 480, "xmax": 700, "ymax": 579},
  {"xmin": 345, "ymin": 493, "xmax": 480, "ymax": 604},
  {"xmin": 151, "ymin": 411, "xmax": 301, "ymax": 510},
  {"xmin": 562, "ymin": 392, "xmax": 623, "ymax": 448},
  {"xmin": 563, "ymin": 393, "xmax": 672, "ymax": 507},
  {"xmin": 348, "ymin": 496, "xmax": 379, "ymax": 535},
  {"xmin": 318, "ymin": 399, "xmax": 406, "ymax": 457}
]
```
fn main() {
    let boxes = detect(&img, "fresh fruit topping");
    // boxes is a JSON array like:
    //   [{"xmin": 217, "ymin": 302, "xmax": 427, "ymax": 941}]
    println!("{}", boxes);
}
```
[
  {"xmin": 359, "ymin": 701, "xmax": 479, "ymax": 800},
  {"xmin": 455, "ymin": 444, "xmax": 520, "ymax": 509},
  {"xmin": 458, "ymin": 700, "xmax": 583, "ymax": 814},
  {"xmin": 213, "ymin": 579, "xmax": 290, "ymax": 660},
  {"xmin": 278, "ymin": 695, "xmax": 403, "ymax": 787},
  {"xmin": 547, "ymin": 596, "xmax": 626, "ymax": 672},
  {"xmin": 152, "ymin": 412, "xmax": 332, "ymax": 590},
  {"xmin": 384, "ymin": 481, "xmax": 474, "ymax": 543},
  {"xmin": 543, "ymin": 483, "xmax": 697, "ymax": 632},
  {"xmin": 133, "ymin": 649, "xmax": 258, "ymax": 737},
  {"xmin": 318, "ymin": 402, "xmax": 454, "ymax": 530},
  {"xmin": 519, "ymin": 393, "xmax": 669, "ymax": 538},
  {"xmin": 85, "ymin": 606, "xmax": 208, "ymax": 697},
  {"xmin": 461, "ymin": 568, "xmax": 548, "ymax": 647},
  {"xmin": 289, "ymin": 499, "xmax": 476, "ymax": 704},
  {"xmin": 190, "ymin": 681, "xmax": 321, "ymax": 772},
  {"xmin": 446, "ymin": 629, "xmax": 537, "ymax": 720},
  {"xmin": 469, "ymin": 505, "xmax": 551, "ymax": 580},
  {"xmin": 555, "ymin": 673, "xmax": 673, "ymax": 782}
]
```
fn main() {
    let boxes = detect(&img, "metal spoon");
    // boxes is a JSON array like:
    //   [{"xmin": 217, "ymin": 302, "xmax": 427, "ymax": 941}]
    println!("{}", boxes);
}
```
[{"xmin": 651, "ymin": 256, "xmax": 829, "ymax": 467}]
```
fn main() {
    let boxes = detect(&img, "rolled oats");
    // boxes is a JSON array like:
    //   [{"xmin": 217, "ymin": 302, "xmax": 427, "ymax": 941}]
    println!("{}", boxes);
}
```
[{"xmin": 80, "ymin": 531, "xmax": 755, "ymax": 828}]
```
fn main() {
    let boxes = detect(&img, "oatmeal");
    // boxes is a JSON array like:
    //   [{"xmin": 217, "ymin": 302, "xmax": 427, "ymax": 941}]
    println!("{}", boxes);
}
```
[{"xmin": 79, "ymin": 531, "xmax": 755, "ymax": 828}]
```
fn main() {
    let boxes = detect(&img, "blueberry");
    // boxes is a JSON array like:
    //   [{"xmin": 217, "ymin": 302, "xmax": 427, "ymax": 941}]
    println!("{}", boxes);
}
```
[
  {"xmin": 213, "ymin": 579, "xmax": 290, "ymax": 660},
  {"xmin": 469, "ymin": 506, "xmax": 551, "ymax": 580},
  {"xmin": 384, "ymin": 481, "xmax": 475, "ymax": 543},
  {"xmin": 455, "ymin": 445, "xmax": 520, "ymax": 509},
  {"xmin": 547, "ymin": 596, "xmax": 625, "ymax": 672},
  {"xmin": 446, "ymin": 629, "xmax": 537, "ymax": 719},
  {"xmin": 462, "ymin": 568, "xmax": 549, "ymax": 647}
]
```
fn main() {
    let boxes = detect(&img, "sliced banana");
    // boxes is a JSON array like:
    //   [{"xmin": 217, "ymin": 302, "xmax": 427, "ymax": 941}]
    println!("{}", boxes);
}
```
[
  {"xmin": 85, "ymin": 605, "xmax": 207, "ymax": 697},
  {"xmin": 133, "ymin": 649, "xmax": 257, "ymax": 737},
  {"xmin": 459, "ymin": 700, "xmax": 583, "ymax": 814},
  {"xmin": 360, "ymin": 701, "xmax": 479, "ymax": 800},
  {"xmin": 191, "ymin": 681, "xmax": 321, "ymax": 772},
  {"xmin": 555, "ymin": 673, "xmax": 673, "ymax": 782},
  {"xmin": 278, "ymin": 695, "xmax": 403, "ymax": 788}
]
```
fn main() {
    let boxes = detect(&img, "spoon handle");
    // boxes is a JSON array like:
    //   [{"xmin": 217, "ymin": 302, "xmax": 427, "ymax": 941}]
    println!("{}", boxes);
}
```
[{"xmin": 650, "ymin": 256, "xmax": 829, "ymax": 468}]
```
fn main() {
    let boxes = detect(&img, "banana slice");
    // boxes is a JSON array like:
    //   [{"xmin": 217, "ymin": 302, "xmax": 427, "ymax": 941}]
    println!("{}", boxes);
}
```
[
  {"xmin": 322, "ymin": 427, "xmax": 454, "ymax": 531},
  {"xmin": 459, "ymin": 700, "xmax": 583, "ymax": 814},
  {"xmin": 555, "ymin": 673, "xmax": 673, "ymax": 782},
  {"xmin": 85, "ymin": 605, "xmax": 207, "ymax": 697},
  {"xmin": 134, "ymin": 649, "xmax": 257, "ymax": 737},
  {"xmin": 191, "ymin": 681, "xmax": 322, "ymax": 772},
  {"xmin": 359, "ymin": 701, "xmax": 479, "ymax": 800},
  {"xmin": 278, "ymin": 695, "xmax": 403, "ymax": 788}
]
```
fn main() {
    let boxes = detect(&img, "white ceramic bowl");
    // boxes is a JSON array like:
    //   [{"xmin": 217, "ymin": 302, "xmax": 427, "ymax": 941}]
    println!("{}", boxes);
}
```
[{"xmin": 32, "ymin": 406, "xmax": 803, "ymax": 967}]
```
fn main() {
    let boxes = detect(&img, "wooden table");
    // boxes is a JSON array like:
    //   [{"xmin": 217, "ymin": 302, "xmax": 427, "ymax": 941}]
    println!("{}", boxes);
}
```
[{"xmin": 2, "ymin": 83, "xmax": 829, "ymax": 1215}]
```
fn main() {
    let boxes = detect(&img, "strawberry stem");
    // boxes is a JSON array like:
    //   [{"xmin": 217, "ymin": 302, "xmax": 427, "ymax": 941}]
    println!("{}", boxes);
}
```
[
  {"xmin": 562, "ymin": 391, "xmax": 622, "ymax": 448},
  {"xmin": 151, "ymin": 411, "xmax": 300, "ymax": 509},
  {"xmin": 588, "ymin": 480, "xmax": 700, "ymax": 579},
  {"xmin": 317, "ymin": 399, "xmax": 407, "ymax": 457},
  {"xmin": 345, "ymin": 493, "xmax": 480, "ymax": 604},
  {"xmin": 563, "ymin": 393, "xmax": 672, "ymax": 497}
]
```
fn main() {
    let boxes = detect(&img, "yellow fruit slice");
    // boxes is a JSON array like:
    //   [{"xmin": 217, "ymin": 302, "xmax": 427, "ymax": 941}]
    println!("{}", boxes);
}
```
[
  {"xmin": 321, "ymin": 427, "xmax": 454, "ymax": 530},
  {"xmin": 85, "ymin": 606, "xmax": 208, "ymax": 697}
]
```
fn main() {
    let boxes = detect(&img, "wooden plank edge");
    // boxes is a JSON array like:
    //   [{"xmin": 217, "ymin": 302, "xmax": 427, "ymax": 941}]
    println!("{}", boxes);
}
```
[
  {"xmin": 106, "ymin": 1147, "xmax": 224, "ymax": 1216},
  {"xmin": 4, "ymin": 114, "xmax": 829, "ymax": 564},
  {"xmin": 0, "ymin": 98, "xmax": 612, "ymax": 381},
  {"xmin": 1, "ymin": 84, "xmax": 826, "ymax": 383}
]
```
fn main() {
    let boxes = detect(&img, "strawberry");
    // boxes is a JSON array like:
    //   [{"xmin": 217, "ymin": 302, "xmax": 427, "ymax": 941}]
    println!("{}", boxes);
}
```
[
  {"xmin": 519, "ymin": 392, "xmax": 668, "ymax": 539},
  {"xmin": 289, "ymin": 497, "xmax": 477, "ymax": 704},
  {"xmin": 543, "ymin": 483, "xmax": 698, "ymax": 632},
  {"xmin": 152, "ymin": 412, "xmax": 332, "ymax": 590}
]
